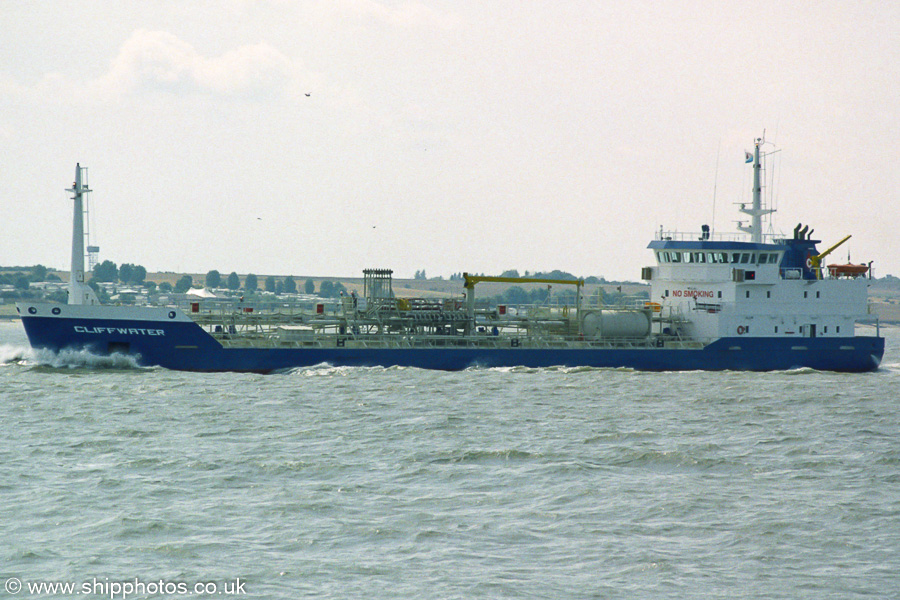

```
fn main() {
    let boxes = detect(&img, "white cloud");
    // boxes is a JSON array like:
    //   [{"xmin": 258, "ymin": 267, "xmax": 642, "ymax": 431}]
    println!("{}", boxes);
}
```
[{"xmin": 91, "ymin": 30, "xmax": 297, "ymax": 100}]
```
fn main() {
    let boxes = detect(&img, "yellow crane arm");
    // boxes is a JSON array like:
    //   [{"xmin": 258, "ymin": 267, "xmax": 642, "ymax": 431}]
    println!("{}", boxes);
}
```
[
  {"xmin": 810, "ymin": 234, "xmax": 851, "ymax": 268},
  {"xmin": 461, "ymin": 273, "xmax": 585, "ymax": 334},
  {"xmin": 463, "ymin": 273, "xmax": 584, "ymax": 290},
  {"xmin": 809, "ymin": 234, "xmax": 851, "ymax": 280}
]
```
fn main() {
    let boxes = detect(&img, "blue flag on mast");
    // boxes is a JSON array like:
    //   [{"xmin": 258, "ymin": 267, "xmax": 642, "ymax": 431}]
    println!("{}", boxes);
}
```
[{"xmin": 745, "ymin": 151, "xmax": 753, "ymax": 163}]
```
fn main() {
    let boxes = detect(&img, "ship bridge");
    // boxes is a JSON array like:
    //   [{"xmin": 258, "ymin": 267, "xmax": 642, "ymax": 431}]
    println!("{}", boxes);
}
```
[
  {"xmin": 648, "ymin": 222, "xmax": 863, "ymax": 282},
  {"xmin": 647, "ymin": 238, "xmax": 784, "ymax": 283}
]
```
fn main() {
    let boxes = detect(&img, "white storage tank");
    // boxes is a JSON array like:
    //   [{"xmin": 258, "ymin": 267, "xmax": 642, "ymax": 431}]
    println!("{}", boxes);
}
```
[{"xmin": 582, "ymin": 310, "xmax": 651, "ymax": 339}]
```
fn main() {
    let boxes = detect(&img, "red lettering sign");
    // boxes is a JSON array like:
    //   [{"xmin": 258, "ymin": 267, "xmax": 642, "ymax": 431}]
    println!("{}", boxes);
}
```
[{"xmin": 673, "ymin": 289, "xmax": 714, "ymax": 299}]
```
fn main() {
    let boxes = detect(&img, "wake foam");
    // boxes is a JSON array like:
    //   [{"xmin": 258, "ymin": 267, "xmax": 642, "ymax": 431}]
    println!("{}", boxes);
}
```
[
  {"xmin": 29, "ymin": 347, "xmax": 145, "ymax": 370},
  {"xmin": 281, "ymin": 363, "xmax": 405, "ymax": 376},
  {"xmin": 0, "ymin": 344, "xmax": 31, "ymax": 365}
]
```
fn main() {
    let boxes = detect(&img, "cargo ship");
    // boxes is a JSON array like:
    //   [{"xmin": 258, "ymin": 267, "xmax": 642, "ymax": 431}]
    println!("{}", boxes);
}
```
[{"xmin": 17, "ymin": 140, "xmax": 885, "ymax": 372}]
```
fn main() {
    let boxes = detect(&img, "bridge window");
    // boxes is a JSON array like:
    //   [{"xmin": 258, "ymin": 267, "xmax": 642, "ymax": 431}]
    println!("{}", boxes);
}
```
[
  {"xmin": 769, "ymin": 254, "xmax": 780, "ymax": 264},
  {"xmin": 671, "ymin": 252, "xmax": 682, "ymax": 263},
  {"xmin": 731, "ymin": 252, "xmax": 740, "ymax": 263},
  {"xmin": 741, "ymin": 253, "xmax": 751, "ymax": 264}
]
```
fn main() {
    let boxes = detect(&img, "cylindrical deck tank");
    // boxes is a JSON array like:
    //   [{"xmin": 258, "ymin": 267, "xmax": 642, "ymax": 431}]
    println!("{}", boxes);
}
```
[{"xmin": 581, "ymin": 310, "xmax": 651, "ymax": 339}]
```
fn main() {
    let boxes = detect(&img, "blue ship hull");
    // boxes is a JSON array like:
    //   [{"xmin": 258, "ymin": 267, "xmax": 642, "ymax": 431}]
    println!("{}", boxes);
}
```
[{"xmin": 19, "ymin": 312, "xmax": 885, "ymax": 373}]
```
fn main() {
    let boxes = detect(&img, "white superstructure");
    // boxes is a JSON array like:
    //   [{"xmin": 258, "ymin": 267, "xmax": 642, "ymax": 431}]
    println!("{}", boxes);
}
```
[
  {"xmin": 68, "ymin": 163, "xmax": 100, "ymax": 305},
  {"xmin": 642, "ymin": 138, "xmax": 872, "ymax": 345}
]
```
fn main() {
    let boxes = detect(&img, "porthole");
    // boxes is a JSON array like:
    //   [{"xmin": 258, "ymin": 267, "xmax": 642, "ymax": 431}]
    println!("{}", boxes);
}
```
[
  {"xmin": 168, "ymin": 311, "xmax": 177, "ymax": 319},
  {"xmin": 52, "ymin": 307, "xmax": 61, "ymax": 315},
  {"xmin": 28, "ymin": 307, "xmax": 37, "ymax": 314}
]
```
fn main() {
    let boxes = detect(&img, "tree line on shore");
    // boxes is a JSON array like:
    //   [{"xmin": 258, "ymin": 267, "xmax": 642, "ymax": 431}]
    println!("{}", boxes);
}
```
[
  {"xmin": 419, "ymin": 269, "xmax": 606, "ymax": 283},
  {"xmin": 0, "ymin": 259, "xmax": 349, "ymax": 302},
  {"xmin": 88, "ymin": 261, "xmax": 348, "ymax": 298},
  {"xmin": 0, "ymin": 265, "xmax": 59, "ymax": 291},
  {"xmin": 201, "ymin": 269, "xmax": 348, "ymax": 298}
]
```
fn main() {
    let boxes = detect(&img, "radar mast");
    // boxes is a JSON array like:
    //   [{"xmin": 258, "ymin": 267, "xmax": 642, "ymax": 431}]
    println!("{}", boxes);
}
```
[{"xmin": 737, "ymin": 137, "xmax": 776, "ymax": 243}]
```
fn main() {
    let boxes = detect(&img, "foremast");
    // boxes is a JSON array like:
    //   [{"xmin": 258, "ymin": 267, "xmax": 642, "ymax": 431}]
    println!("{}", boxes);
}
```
[
  {"xmin": 737, "ymin": 137, "xmax": 775, "ymax": 243},
  {"xmin": 68, "ymin": 164, "xmax": 100, "ymax": 305}
]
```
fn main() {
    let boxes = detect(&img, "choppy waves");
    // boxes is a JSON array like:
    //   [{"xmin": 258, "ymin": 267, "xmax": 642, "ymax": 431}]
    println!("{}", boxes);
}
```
[
  {"xmin": 2, "ymin": 324, "xmax": 899, "ymax": 599},
  {"xmin": 0, "ymin": 343, "xmax": 145, "ymax": 370}
]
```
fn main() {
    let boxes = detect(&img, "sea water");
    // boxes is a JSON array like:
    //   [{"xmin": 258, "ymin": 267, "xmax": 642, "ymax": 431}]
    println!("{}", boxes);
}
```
[{"xmin": 2, "ymin": 320, "xmax": 898, "ymax": 599}]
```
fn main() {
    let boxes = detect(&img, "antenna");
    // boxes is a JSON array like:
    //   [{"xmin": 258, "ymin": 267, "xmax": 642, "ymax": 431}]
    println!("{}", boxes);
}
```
[
  {"xmin": 762, "ymin": 139, "xmax": 782, "ymax": 237},
  {"xmin": 711, "ymin": 140, "xmax": 721, "ymax": 235},
  {"xmin": 82, "ymin": 167, "xmax": 100, "ymax": 272}
]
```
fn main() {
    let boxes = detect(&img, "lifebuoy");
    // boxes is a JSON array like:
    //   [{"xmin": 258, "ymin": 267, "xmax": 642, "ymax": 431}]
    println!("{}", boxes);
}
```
[{"xmin": 737, "ymin": 325, "xmax": 747, "ymax": 335}]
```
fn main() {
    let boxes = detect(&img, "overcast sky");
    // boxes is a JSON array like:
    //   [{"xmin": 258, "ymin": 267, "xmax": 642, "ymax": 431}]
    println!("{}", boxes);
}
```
[{"xmin": 2, "ymin": 1, "xmax": 897, "ymax": 281}]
